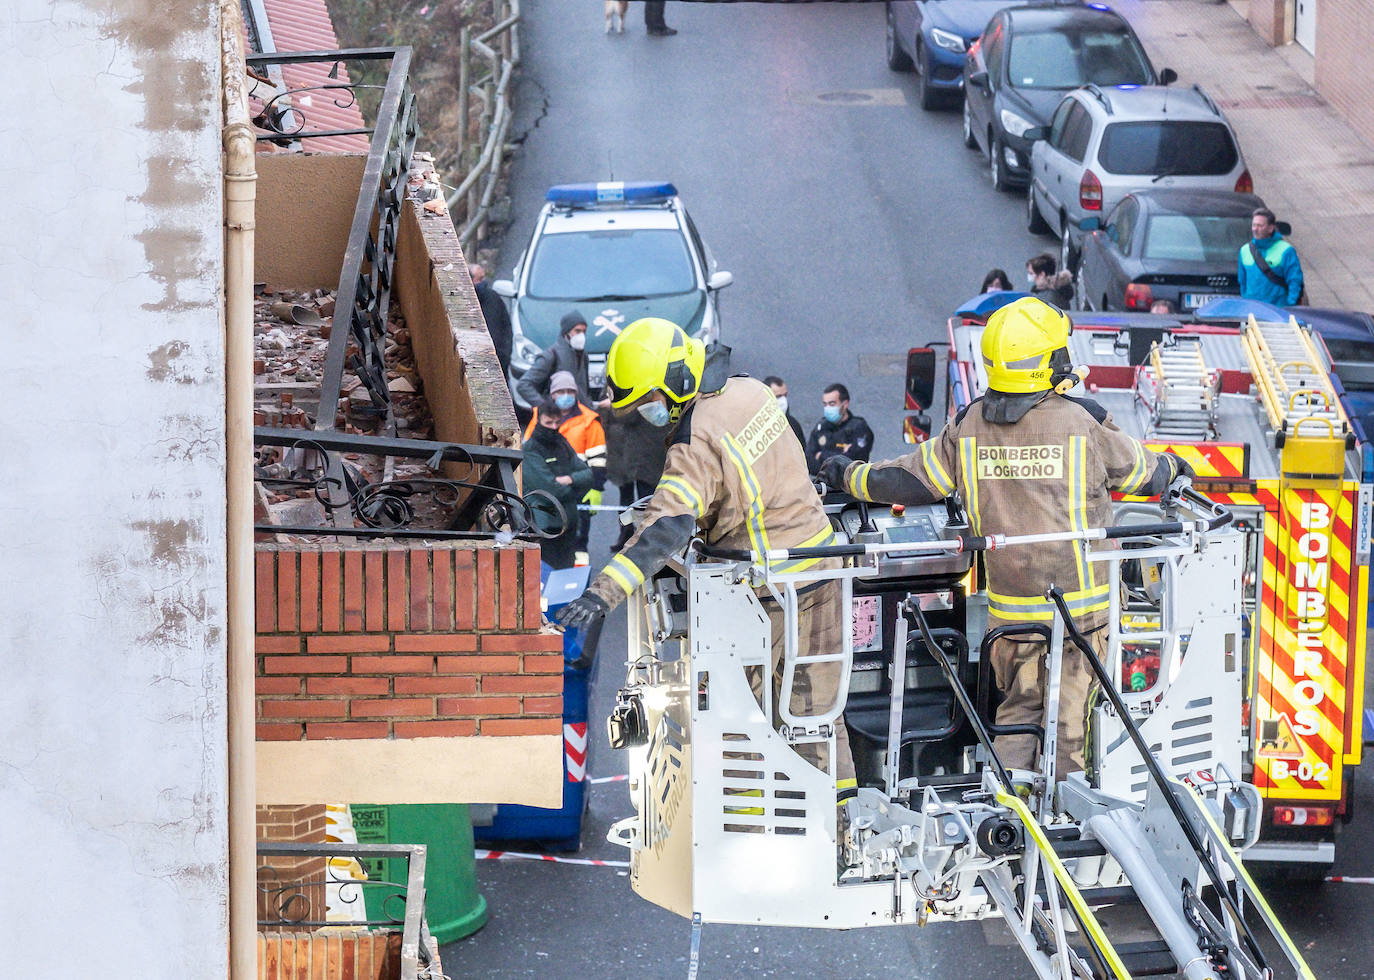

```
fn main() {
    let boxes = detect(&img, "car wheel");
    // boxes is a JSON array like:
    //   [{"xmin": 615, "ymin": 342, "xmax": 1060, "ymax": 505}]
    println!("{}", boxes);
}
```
[
  {"xmin": 917, "ymin": 43, "xmax": 942, "ymax": 110},
  {"xmin": 961, "ymin": 98, "xmax": 979, "ymax": 149},
  {"xmin": 1059, "ymin": 221, "xmax": 1080, "ymax": 275},
  {"xmin": 990, "ymin": 136, "xmax": 1012, "ymax": 192},
  {"xmin": 886, "ymin": 5, "xmax": 914, "ymax": 72},
  {"xmin": 1027, "ymin": 185, "xmax": 1051, "ymax": 235}
]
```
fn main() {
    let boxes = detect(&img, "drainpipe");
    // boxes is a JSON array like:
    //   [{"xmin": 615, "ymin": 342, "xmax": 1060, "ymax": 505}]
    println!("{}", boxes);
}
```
[{"xmin": 221, "ymin": 2, "xmax": 258, "ymax": 977}]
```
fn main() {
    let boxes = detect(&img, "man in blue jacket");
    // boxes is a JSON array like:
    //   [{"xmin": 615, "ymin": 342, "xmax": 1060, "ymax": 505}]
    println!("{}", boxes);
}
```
[{"xmin": 1238, "ymin": 208, "xmax": 1304, "ymax": 305}]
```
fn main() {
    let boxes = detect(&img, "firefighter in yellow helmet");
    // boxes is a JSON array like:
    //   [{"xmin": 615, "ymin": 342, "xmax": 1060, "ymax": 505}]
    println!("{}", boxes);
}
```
[
  {"xmin": 558, "ymin": 317, "xmax": 856, "ymax": 789},
  {"xmin": 819, "ymin": 297, "xmax": 1191, "ymax": 776}
]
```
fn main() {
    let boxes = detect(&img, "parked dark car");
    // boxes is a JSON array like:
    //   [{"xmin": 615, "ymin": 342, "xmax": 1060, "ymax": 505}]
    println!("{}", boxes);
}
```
[
  {"xmin": 886, "ymin": 0, "xmax": 1036, "ymax": 109},
  {"xmin": 962, "ymin": 3, "xmax": 1170, "ymax": 190},
  {"xmin": 1076, "ymin": 189, "xmax": 1263, "ymax": 312}
]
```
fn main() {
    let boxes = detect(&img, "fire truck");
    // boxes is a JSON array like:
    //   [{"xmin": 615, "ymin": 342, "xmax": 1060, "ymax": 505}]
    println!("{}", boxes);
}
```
[
  {"xmin": 911, "ymin": 294, "xmax": 1372, "ymax": 871},
  {"xmin": 605, "ymin": 476, "xmax": 1314, "ymax": 978}
]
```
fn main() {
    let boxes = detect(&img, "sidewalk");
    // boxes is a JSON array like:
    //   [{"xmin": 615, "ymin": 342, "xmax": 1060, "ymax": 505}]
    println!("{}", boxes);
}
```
[{"xmin": 1117, "ymin": 0, "xmax": 1374, "ymax": 311}]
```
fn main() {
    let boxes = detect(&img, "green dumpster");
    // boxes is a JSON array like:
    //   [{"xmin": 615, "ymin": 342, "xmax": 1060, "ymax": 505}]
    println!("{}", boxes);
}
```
[{"xmin": 350, "ymin": 803, "xmax": 488, "ymax": 943}]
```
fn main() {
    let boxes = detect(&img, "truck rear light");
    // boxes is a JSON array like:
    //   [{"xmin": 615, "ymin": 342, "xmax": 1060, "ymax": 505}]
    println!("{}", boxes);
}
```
[
  {"xmin": 1235, "ymin": 169, "xmax": 1253, "ymax": 194},
  {"xmin": 1273, "ymin": 805, "xmax": 1334, "ymax": 827},
  {"xmin": 1080, "ymin": 169, "xmax": 1103, "ymax": 211},
  {"xmin": 1124, "ymin": 283, "xmax": 1153, "ymax": 310}
]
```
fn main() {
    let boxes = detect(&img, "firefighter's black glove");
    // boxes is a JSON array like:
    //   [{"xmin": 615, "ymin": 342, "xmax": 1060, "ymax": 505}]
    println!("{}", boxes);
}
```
[
  {"xmin": 557, "ymin": 591, "xmax": 609, "ymax": 629},
  {"xmin": 818, "ymin": 455, "xmax": 854, "ymax": 494},
  {"xmin": 1164, "ymin": 452, "xmax": 1194, "ymax": 499}
]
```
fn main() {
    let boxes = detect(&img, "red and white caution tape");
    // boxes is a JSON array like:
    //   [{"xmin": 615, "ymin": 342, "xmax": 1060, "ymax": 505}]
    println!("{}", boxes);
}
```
[
  {"xmin": 1325, "ymin": 875, "xmax": 1374, "ymax": 884},
  {"xmin": 476, "ymin": 848, "xmax": 629, "ymax": 868},
  {"xmin": 588, "ymin": 773, "xmax": 629, "ymax": 784}
]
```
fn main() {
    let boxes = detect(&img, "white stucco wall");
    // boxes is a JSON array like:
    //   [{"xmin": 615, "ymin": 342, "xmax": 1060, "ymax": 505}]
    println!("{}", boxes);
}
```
[{"xmin": 0, "ymin": 2, "xmax": 229, "ymax": 974}]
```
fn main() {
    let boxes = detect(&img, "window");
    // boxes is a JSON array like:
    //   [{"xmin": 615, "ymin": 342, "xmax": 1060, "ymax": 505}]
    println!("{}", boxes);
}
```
[
  {"xmin": 1048, "ymin": 99, "xmax": 1075, "ymax": 149},
  {"xmin": 1006, "ymin": 28, "xmax": 1152, "ymax": 89},
  {"xmin": 1097, "ymin": 121, "xmax": 1240, "ymax": 176},
  {"xmin": 1110, "ymin": 198, "xmax": 1139, "ymax": 256},
  {"xmin": 982, "ymin": 20, "xmax": 1005, "ymax": 85},
  {"xmin": 527, "ymin": 229, "xmax": 696, "ymax": 299},
  {"xmin": 1060, "ymin": 102, "xmax": 1094, "ymax": 163},
  {"xmin": 1141, "ymin": 214, "xmax": 1252, "ymax": 263}
]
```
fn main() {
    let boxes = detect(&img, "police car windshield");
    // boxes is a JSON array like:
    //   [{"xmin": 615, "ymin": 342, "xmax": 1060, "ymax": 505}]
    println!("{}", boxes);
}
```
[
  {"xmin": 1007, "ymin": 29, "xmax": 1151, "ymax": 89},
  {"xmin": 527, "ymin": 229, "xmax": 696, "ymax": 299}
]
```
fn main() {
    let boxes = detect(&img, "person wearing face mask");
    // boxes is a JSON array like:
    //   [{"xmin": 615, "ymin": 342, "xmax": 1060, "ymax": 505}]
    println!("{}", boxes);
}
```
[
  {"xmin": 805, "ymin": 383, "xmax": 874, "ymax": 476},
  {"xmin": 515, "ymin": 310, "xmax": 593, "ymax": 410},
  {"xmin": 764, "ymin": 375, "xmax": 806, "ymax": 446},
  {"xmin": 523, "ymin": 398, "xmax": 596, "ymax": 570},
  {"xmin": 1027, "ymin": 253, "xmax": 1074, "ymax": 309},
  {"xmin": 524, "ymin": 371, "xmax": 607, "ymax": 561},
  {"xmin": 818, "ymin": 297, "xmax": 1192, "ymax": 777},
  {"xmin": 558, "ymin": 317, "xmax": 856, "ymax": 793}
]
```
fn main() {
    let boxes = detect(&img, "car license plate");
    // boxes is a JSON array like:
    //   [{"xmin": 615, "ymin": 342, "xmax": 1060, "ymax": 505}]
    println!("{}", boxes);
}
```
[{"xmin": 1183, "ymin": 292, "xmax": 1238, "ymax": 309}]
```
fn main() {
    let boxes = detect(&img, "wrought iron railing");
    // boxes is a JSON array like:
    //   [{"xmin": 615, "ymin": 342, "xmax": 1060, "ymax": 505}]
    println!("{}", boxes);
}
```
[
  {"xmin": 257, "ymin": 841, "xmax": 434, "ymax": 979},
  {"xmin": 245, "ymin": 47, "xmax": 419, "ymax": 437},
  {"xmin": 254, "ymin": 426, "xmax": 564, "ymax": 539}
]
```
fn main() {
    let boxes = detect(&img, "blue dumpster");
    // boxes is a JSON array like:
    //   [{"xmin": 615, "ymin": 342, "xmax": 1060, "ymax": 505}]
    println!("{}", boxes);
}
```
[{"xmin": 474, "ymin": 565, "xmax": 594, "ymax": 852}]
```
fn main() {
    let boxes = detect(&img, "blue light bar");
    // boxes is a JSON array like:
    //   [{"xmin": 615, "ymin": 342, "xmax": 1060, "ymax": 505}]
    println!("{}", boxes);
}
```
[
  {"xmin": 1116, "ymin": 83, "xmax": 1140, "ymax": 90},
  {"xmin": 955, "ymin": 291, "xmax": 1031, "ymax": 317},
  {"xmin": 546, "ymin": 181, "xmax": 677, "ymax": 206},
  {"xmin": 1087, "ymin": 3, "xmax": 1110, "ymax": 9}
]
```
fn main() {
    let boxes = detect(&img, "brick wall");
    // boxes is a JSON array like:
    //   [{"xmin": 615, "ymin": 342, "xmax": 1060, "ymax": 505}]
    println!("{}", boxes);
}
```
[
  {"xmin": 258, "ymin": 930, "xmax": 406, "ymax": 980},
  {"xmin": 256, "ymin": 804, "xmax": 328, "ymax": 928},
  {"xmin": 1313, "ymin": 0, "xmax": 1374, "ymax": 150},
  {"xmin": 1248, "ymin": 0, "xmax": 1291, "ymax": 45},
  {"xmin": 255, "ymin": 541, "xmax": 562, "ymax": 741}
]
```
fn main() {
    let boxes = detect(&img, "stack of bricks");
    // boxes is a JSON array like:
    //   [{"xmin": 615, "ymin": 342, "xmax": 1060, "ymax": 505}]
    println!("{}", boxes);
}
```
[
  {"xmin": 255, "ymin": 804, "xmax": 328, "ymax": 928},
  {"xmin": 255, "ymin": 541, "xmax": 563, "ymax": 742}
]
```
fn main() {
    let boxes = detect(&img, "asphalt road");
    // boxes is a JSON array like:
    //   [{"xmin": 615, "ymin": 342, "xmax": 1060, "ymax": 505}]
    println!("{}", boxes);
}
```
[{"xmin": 442, "ymin": 3, "xmax": 1374, "ymax": 977}]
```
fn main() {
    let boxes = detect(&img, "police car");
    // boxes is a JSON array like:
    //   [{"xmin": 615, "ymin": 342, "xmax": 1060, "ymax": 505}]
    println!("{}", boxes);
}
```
[{"xmin": 493, "ymin": 181, "xmax": 733, "ymax": 409}]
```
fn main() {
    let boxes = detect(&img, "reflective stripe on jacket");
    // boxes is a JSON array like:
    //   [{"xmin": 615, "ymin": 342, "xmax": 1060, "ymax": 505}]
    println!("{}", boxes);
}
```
[
  {"xmin": 845, "ymin": 394, "xmax": 1164, "ymax": 629},
  {"xmin": 587, "ymin": 377, "xmax": 836, "ymax": 606}
]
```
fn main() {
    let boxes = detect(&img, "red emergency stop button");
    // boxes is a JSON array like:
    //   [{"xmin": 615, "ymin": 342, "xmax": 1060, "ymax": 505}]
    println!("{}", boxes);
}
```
[{"xmin": 891, "ymin": 504, "xmax": 906, "ymax": 517}]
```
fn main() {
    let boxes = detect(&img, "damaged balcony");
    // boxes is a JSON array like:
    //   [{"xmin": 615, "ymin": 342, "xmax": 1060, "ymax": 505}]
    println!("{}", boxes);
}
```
[{"xmin": 244, "ymin": 45, "xmax": 562, "ymax": 813}]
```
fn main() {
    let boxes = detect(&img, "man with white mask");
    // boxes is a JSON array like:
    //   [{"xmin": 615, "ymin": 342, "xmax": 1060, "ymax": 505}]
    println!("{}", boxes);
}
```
[{"xmin": 515, "ymin": 310, "xmax": 592, "ymax": 408}]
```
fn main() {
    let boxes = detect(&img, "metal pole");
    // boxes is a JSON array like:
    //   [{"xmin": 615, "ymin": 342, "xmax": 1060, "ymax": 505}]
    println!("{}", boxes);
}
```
[
  {"xmin": 221, "ymin": 1, "xmax": 259, "ymax": 976},
  {"xmin": 457, "ymin": 25, "xmax": 470, "ymax": 180}
]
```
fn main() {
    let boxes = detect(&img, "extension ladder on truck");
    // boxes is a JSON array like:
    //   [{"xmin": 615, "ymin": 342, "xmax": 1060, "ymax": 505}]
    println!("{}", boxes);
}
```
[
  {"xmin": 1142, "ymin": 338, "xmax": 1220, "ymax": 441},
  {"xmin": 1242, "ymin": 314, "xmax": 1350, "ymax": 452},
  {"xmin": 607, "ymin": 486, "xmax": 1315, "ymax": 979}
]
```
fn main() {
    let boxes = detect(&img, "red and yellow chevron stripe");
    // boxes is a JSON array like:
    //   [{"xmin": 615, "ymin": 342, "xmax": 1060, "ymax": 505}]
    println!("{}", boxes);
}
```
[
  {"xmin": 1142, "ymin": 442, "xmax": 1249, "ymax": 479},
  {"xmin": 1254, "ymin": 484, "xmax": 1363, "ymax": 800}
]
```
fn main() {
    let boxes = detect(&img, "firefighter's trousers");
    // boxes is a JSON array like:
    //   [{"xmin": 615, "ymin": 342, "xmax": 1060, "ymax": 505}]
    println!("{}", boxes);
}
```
[
  {"xmin": 989, "ymin": 626, "xmax": 1103, "ymax": 776},
  {"xmin": 751, "ymin": 580, "xmax": 856, "ymax": 783}
]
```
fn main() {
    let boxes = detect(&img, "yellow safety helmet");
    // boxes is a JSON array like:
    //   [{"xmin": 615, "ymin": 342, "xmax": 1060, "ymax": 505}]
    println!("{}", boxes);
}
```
[
  {"xmin": 981, "ymin": 296, "xmax": 1074, "ymax": 394},
  {"xmin": 606, "ymin": 317, "xmax": 706, "ymax": 418}
]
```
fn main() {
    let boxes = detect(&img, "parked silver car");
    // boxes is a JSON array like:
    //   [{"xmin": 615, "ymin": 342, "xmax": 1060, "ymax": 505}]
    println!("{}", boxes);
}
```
[{"xmin": 1026, "ymin": 83, "xmax": 1251, "ymax": 273}]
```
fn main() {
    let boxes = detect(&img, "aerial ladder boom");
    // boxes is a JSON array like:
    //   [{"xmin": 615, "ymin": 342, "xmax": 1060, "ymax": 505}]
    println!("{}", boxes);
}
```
[{"xmin": 607, "ymin": 487, "xmax": 1315, "ymax": 979}]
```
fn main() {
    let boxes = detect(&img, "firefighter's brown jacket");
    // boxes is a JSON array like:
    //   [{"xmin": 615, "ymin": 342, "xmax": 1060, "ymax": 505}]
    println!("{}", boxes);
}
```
[
  {"xmin": 843, "ymin": 393, "xmax": 1169, "ymax": 628},
  {"xmin": 587, "ymin": 376, "xmax": 836, "ymax": 607}
]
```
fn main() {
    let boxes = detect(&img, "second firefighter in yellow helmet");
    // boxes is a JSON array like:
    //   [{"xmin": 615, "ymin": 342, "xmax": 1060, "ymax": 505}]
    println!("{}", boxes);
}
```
[
  {"xmin": 605, "ymin": 317, "xmax": 706, "ymax": 427},
  {"xmin": 818, "ymin": 293, "xmax": 1192, "ymax": 776},
  {"xmin": 980, "ymin": 296, "xmax": 1081, "ymax": 423}
]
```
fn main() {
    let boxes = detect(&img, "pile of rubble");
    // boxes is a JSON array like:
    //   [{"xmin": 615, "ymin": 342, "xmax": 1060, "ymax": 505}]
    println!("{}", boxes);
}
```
[{"xmin": 253, "ymin": 288, "xmax": 450, "ymax": 534}]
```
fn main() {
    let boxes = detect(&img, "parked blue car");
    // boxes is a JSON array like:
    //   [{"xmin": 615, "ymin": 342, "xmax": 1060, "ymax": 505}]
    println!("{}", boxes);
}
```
[{"xmin": 885, "ymin": 0, "xmax": 1037, "ymax": 110}]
